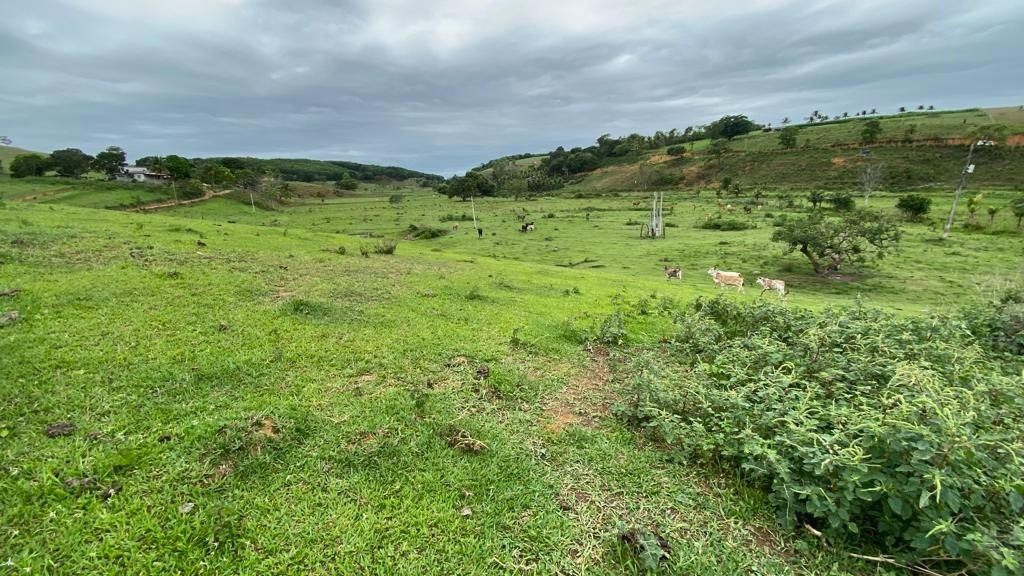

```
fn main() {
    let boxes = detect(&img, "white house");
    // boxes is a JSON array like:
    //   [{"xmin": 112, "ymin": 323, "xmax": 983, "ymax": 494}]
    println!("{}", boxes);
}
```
[{"xmin": 112, "ymin": 166, "xmax": 171, "ymax": 184}]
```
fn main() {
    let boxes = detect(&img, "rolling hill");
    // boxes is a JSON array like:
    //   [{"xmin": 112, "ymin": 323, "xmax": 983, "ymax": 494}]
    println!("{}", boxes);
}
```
[
  {"xmin": 0, "ymin": 146, "xmax": 46, "ymax": 173},
  {"xmin": 474, "ymin": 106, "xmax": 1024, "ymax": 193}
]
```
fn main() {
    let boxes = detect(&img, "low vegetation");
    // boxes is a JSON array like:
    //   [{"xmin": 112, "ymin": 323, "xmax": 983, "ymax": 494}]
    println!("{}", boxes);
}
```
[{"xmin": 615, "ymin": 295, "xmax": 1024, "ymax": 575}]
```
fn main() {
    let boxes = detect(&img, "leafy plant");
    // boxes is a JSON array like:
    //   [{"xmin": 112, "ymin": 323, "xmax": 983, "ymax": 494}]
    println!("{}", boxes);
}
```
[
  {"xmin": 896, "ymin": 194, "xmax": 932, "ymax": 221},
  {"xmin": 614, "ymin": 297, "xmax": 1024, "ymax": 575}
]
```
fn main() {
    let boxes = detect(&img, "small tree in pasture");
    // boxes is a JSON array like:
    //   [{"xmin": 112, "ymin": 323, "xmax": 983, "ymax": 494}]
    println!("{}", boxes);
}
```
[
  {"xmin": 707, "ymin": 139, "xmax": 730, "ymax": 171},
  {"xmin": 164, "ymin": 155, "xmax": 194, "ymax": 181},
  {"xmin": 771, "ymin": 210, "xmax": 901, "ymax": 275},
  {"xmin": 987, "ymin": 205, "xmax": 1000, "ymax": 226},
  {"xmin": 807, "ymin": 190, "xmax": 826, "ymax": 209},
  {"xmin": 826, "ymin": 191, "xmax": 855, "ymax": 212},
  {"xmin": 966, "ymin": 193, "xmax": 984, "ymax": 226},
  {"xmin": 778, "ymin": 126, "xmax": 799, "ymax": 149},
  {"xmin": 1012, "ymin": 196, "xmax": 1024, "ymax": 230},
  {"xmin": 857, "ymin": 162, "xmax": 885, "ymax": 206},
  {"xmin": 9, "ymin": 154, "xmax": 49, "ymax": 178},
  {"xmin": 860, "ymin": 119, "xmax": 882, "ymax": 144},
  {"xmin": 895, "ymin": 194, "xmax": 932, "ymax": 221},
  {"xmin": 335, "ymin": 176, "xmax": 358, "ymax": 191}
]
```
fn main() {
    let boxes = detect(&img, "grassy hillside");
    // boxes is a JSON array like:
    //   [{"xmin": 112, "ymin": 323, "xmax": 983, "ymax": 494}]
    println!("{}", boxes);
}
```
[
  {"xmin": 484, "ymin": 106, "xmax": 1024, "ymax": 193},
  {"xmin": 0, "ymin": 146, "xmax": 45, "ymax": 173},
  {"xmin": 3, "ymin": 174, "xmax": 1023, "ymax": 573}
]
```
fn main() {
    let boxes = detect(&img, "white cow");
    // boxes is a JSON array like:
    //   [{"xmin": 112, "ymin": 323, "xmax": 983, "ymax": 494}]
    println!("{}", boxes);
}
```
[
  {"xmin": 707, "ymin": 267, "xmax": 744, "ymax": 291},
  {"xmin": 756, "ymin": 276, "xmax": 787, "ymax": 298}
]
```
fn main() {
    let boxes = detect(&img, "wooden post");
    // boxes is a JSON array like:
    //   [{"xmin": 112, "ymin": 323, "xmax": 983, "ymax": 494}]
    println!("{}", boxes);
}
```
[{"xmin": 471, "ymin": 196, "xmax": 479, "ymax": 238}]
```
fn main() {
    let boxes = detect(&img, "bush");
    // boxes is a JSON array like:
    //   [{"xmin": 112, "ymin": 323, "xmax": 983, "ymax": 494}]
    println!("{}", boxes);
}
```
[
  {"xmin": 896, "ymin": 194, "xmax": 933, "ymax": 220},
  {"xmin": 388, "ymin": 194, "xmax": 404, "ymax": 204},
  {"xmin": 615, "ymin": 297, "xmax": 1024, "ymax": 574},
  {"xmin": 699, "ymin": 217, "xmax": 753, "ymax": 231},
  {"xmin": 372, "ymin": 240, "xmax": 397, "ymax": 255},
  {"xmin": 666, "ymin": 145, "xmax": 687, "ymax": 157},
  {"xmin": 404, "ymin": 224, "xmax": 448, "ymax": 240},
  {"xmin": 827, "ymin": 191, "xmax": 855, "ymax": 211},
  {"xmin": 440, "ymin": 213, "xmax": 475, "ymax": 222}
]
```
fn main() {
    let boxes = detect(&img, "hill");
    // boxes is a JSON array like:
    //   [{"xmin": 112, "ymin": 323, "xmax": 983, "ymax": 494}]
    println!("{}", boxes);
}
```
[
  {"xmin": 0, "ymin": 146, "xmax": 46, "ymax": 173},
  {"xmin": 470, "ymin": 106, "xmax": 1024, "ymax": 193},
  {"xmin": 198, "ymin": 156, "xmax": 444, "ymax": 184}
]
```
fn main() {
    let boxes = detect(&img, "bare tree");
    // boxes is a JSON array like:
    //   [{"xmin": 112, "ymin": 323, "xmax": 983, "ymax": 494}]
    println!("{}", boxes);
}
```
[{"xmin": 858, "ymin": 162, "xmax": 885, "ymax": 206}]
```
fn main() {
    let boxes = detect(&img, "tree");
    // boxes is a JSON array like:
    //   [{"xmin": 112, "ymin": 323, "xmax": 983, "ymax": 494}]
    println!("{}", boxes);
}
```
[
  {"xmin": 92, "ymin": 146, "xmax": 127, "ymax": 176},
  {"xmin": 781, "ymin": 117, "xmax": 791, "ymax": 125},
  {"xmin": 860, "ymin": 119, "xmax": 882, "ymax": 144},
  {"xmin": 334, "ymin": 176, "xmax": 358, "ymax": 191},
  {"xmin": 987, "ymin": 205, "xmax": 1000, "ymax": 226},
  {"xmin": 895, "ymin": 194, "xmax": 932, "ymax": 220},
  {"xmin": 49, "ymin": 148, "xmax": 94, "ymax": 178},
  {"xmin": 198, "ymin": 163, "xmax": 235, "ymax": 187},
  {"xmin": 807, "ymin": 190, "xmax": 826, "ymax": 209},
  {"xmin": 771, "ymin": 210, "xmax": 901, "ymax": 275},
  {"xmin": 707, "ymin": 139, "xmax": 730, "ymax": 170},
  {"xmin": 9, "ymin": 154, "xmax": 49, "ymax": 178},
  {"xmin": 440, "ymin": 171, "xmax": 495, "ymax": 200},
  {"xmin": 826, "ymin": 191, "xmax": 855, "ymax": 212},
  {"xmin": 858, "ymin": 162, "xmax": 885, "ymax": 206},
  {"xmin": 778, "ymin": 126, "xmax": 799, "ymax": 149},
  {"xmin": 164, "ymin": 155, "xmax": 194, "ymax": 181},
  {"xmin": 1011, "ymin": 196, "xmax": 1024, "ymax": 230},
  {"xmin": 966, "ymin": 193, "xmax": 984, "ymax": 225},
  {"xmin": 899, "ymin": 106, "xmax": 907, "ymax": 113},
  {"xmin": 705, "ymin": 115, "xmax": 759, "ymax": 140}
]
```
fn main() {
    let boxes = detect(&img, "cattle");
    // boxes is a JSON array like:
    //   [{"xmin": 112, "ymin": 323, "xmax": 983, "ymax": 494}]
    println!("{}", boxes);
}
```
[
  {"xmin": 663, "ymin": 266, "xmax": 682, "ymax": 280},
  {"xmin": 521, "ymin": 222, "xmax": 535, "ymax": 232},
  {"xmin": 452, "ymin": 223, "xmax": 459, "ymax": 231},
  {"xmin": 707, "ymin": 266, "xmax": 744, "ymax": 291},
  {"xmin": 756, "ymin": 277, "xmax": 787, "ymax": 298},
  {"xmin": 743, "ymin": 205, "xmax": 752, "ymax": 214}
]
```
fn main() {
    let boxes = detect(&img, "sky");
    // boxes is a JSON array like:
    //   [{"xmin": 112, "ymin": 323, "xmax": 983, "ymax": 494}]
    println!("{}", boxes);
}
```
[{"xmin": 1, "ymin": 0, "xmax": 1022, "ymax": 176}]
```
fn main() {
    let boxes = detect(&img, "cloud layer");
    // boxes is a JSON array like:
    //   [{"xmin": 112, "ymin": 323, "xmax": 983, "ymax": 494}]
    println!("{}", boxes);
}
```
[{"xmin": 2, "ymin": 0, "xmax": 1021, "ymax": 174}]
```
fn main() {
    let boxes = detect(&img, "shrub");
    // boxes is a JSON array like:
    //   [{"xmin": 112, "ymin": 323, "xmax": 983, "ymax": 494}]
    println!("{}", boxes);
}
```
[
  {"xmin": 614, "ymin": 297, "xmax": 1024, "ymax": 574},
  {"xmin": 372, "ymin": 240, "xmax": 397, "ymax": 255},
  {"xmin": 404, "ymin": 224, "xmax": 448, "ymax": 240},
  {"xmin": 699, "ymin": 217, "xmax": 753, "ymax": 231},
  {"xmin": 440, "ymin": 213, "xmax": 475, "ymax": 222},
  {"xmin": 827, "ymin": 191, "xmax": 855, "ymax": 211},
  {"xmin": 388, "ymin": 194, "xmax": 404, "ymax": 204},
  {"xmin": 896, "ymin": 194, "xmax": 932, "ymax": 220},
  {"xmin": 666, "ymin": 145, "xmax": 687, "ymax": 156}
]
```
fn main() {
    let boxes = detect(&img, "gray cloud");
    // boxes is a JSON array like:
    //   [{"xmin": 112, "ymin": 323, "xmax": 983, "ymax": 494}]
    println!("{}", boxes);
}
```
[{"xmin": 1, "ymin": 0, "xmax": 1021, "ymax": 175}]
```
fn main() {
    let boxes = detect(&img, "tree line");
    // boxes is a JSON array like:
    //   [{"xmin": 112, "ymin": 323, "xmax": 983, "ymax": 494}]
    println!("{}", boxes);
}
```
[{"xmin": 440, "ymin": 115, "xmax": 762, "ymax": 199}]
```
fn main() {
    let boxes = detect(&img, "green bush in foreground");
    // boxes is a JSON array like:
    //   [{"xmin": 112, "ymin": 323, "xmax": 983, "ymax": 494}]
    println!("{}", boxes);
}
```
[{"xmin": 615, "ymin": 296, "xmax": 1024, "ymax": 575}]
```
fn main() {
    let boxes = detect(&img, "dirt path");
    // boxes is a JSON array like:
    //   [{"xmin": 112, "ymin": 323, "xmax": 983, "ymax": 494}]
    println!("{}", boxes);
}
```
[
  {"xmin": 125, "ymin": 188, "xmax": 233, "ymax": 212},
  {"xmin": 542, "ymin": 346, "xmax": 615, "ymax": 433}
]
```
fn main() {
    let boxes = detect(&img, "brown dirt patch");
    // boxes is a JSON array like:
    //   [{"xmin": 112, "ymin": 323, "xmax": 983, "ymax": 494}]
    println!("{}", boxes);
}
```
[
  {"xmin": 830, "ymin": 157, "xmax": 846, "ymax": 167},
  {"xmin": 647, "ymin": 154, "xmax": 673, "ymax": 164},
  {"xmin": 1006, "ymin": 134, "xmax": 1024, "ymax": 147},
  {"xmin": 542, "ymin": 347, "xmax": 614, "ymax": 433}
]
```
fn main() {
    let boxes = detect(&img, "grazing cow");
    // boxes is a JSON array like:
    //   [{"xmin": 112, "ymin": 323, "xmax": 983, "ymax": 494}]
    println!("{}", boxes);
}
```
[
  {"xmin": 725, "ymin": 204, "xmax": 735, "ymax": 213},
  {"xmin": 707, "ymin": 266, "xmax": 744, "ymax": 291},
  {"xmin": 477, "ymin": 227, "xmax": 483, "ymax": 238},
  {"xmin": 756, "ymin": 277, "xmax": 787, "ymax": 298},
  {"xmin": 743, "ymin": 205, "xmax": 752, "ymax": 214},
  {"xmin": 452, "ymin": 223, "xmax": 459, "ymax": 231},
  {"xmin": 521, "ymin": 222, "xmax": 535, "ymax": 232},
  {"xmin": 663, "ymin": 266, "xmax": 682, "ymax": 280}
]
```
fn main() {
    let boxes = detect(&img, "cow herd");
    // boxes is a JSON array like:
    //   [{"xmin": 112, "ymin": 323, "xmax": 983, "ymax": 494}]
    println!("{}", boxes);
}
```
[{"xmin": 664, "ymin": 265, "xmax": 787, "ymax": 298}]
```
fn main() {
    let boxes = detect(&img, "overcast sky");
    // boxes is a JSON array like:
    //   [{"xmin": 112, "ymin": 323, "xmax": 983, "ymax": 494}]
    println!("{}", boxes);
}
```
[{"xmin": 1, "ymin": 0, "xmax": 1021, "ymax": 175}]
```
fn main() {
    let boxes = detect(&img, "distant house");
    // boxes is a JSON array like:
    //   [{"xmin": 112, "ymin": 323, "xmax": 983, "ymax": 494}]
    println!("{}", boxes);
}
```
[{"xmin": 112, "ymin": 166, "xmax": 171, "ymax": 184}]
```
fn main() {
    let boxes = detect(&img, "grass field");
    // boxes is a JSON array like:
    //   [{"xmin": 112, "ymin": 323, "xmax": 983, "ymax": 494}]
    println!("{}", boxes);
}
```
[
  {"xmin": 163, "ymin": 187, "xmax": 1024, "ymax": 312},
  {"xmin": 2, "ymin": 140, "xmax": 1024, "ymax": 573}
]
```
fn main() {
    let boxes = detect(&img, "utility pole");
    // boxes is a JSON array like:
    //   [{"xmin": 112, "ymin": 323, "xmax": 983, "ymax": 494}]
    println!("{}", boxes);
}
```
[
  {"xmin": 941, "ymin": 140, "xmax": 992, "ymax": 240},
  {"xmin": 471, "ymin": 196, "xmax": 479, "ymax": 238}
]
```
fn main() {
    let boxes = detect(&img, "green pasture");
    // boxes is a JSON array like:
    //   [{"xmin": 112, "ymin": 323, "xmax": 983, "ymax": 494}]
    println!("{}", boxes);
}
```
[{"xmin": 164, "ymin": 187, "xmax": 1024, "ymax": 313}]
